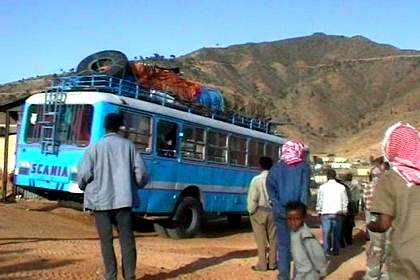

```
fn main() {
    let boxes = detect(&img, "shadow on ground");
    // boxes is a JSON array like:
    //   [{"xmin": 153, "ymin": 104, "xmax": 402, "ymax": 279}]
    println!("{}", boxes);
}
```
[
  {"xmin": 0, "ymin": 249, "xmax": 31, "ymax": 265},
  {"xmin": 0, "ymin": 258, "xmax": 79, "ymax": 275},
  {"xmin": 138, "ymin": 249, "xmax": 256, "ymax": 280},
  {"xmin": 199, "ymin": 216, "xmax": 252, "ymax": 238},
  {"xmin": 0, "ymin": 237, "xmax": 99, "ymax": 246},
  {"xmin": 133, "ymin": 215, "xmax": 253, "ymax": 238},
  {"xmin": 327, "ymin": 230, "xmax": 365, "ymax": 275},
  {"xmin": 349, "ymin": 270, "xmax": 366, "ymax": 280}
]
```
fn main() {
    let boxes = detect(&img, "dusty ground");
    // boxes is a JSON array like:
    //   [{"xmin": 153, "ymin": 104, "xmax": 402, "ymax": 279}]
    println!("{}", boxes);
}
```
[{"xmin": 0, "ymin": 200, "xmax": 367, "ymax": 280}]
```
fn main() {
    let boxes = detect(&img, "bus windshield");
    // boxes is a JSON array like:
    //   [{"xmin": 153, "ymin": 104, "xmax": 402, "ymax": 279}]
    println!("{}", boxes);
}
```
[{"xmin": 25, "ymin": 104, "xmax": 94, "ymax": 147}]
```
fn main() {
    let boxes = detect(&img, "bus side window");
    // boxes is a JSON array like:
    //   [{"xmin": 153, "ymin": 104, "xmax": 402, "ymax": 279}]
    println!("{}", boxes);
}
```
[
  {"xmin": 229, "ymin": 135, "xmax": 246, "ymax": 166},
  {"xmin": 120, "ymin": 111, "xmax": 152, "ymax": 153},
  {"xmin": 157, "ymin": 120, "xmax": 178, "ymax": 158},
  {"xmin": 181, "ymin": 126, "xmax": 205, "ymax": 160},
  {"xmin": 265, "ymin": 142, "xmax": 280, "ymax": 163},
  {"xmin": 206, "ymin": 130, "xmax": 227, "ymax": 163},
  {"xmin": 248, "ymin": 139, "xmax": 264, "ymax": 167}
]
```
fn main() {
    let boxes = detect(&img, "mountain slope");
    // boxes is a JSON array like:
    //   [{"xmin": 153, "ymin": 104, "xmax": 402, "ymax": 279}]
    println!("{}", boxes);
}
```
[
  {"xmin": 1, "ymin": 33, "xmax": 419, "ymax": 156},
  {"xmin": 174, "ymin": 34, "xmax": 420, "ymax": 154}
]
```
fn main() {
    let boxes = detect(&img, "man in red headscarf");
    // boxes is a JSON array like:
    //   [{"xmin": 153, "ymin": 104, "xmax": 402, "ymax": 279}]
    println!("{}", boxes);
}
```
[{"xmin": 367, "ymin": 122, "xmax": 420, "ymax": 279}]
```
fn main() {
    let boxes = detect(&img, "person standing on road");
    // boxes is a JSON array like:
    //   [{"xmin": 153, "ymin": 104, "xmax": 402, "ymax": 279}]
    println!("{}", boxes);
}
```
[
  {"xmin": 247, "ymin": 156, "xmax": 277, "ymax": 272},
  {"xmin": 367, "ymin": 122, "xmax": 420, "ymax": 279},
  {"xmin": 78, "ymin": 113, "xmax": 148, "ymax": 280},
  {"xmin": 363, "ymin": 156, "xmax": 391, "ymax": 280},
  {"xmin": 286, "ymin": 201, "xmax": 327, "ymax": 280},
  {"xmin": 316, "ymin": 168, "xmax": 348, "ymax": 256},
  {"xmin": 266, "ymin": 140, "xmax": 311, "ymax": 280},
  {"xmin": 337, "ymin": 173, "xmax": 357, "ymax": 248}
]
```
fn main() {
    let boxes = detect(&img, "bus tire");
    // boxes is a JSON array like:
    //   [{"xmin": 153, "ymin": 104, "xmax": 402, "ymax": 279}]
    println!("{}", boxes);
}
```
[
  {"xmin": 166, "ymin": 196, "xmax": 202, "ymax": 239},
  {"xmin": 227, "ymin": 214, "xmax": 242, "ymax": 228},
  {"xmin": 76, "ymin": 50, "xmax": 131, "ymax": 78}
]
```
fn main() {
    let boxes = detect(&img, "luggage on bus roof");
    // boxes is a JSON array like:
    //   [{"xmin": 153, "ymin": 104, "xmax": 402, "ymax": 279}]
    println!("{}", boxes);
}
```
[
  {"xmin": 195, "ymin": 87, "xmax": 224, "ymax": 112},
  {"xmin": 131, "ymin": 62, "xmax": 201, "ymax": 102},
  {"xmin": 74, "ymin": 50, "xmax": 226, "ymax": 112}
]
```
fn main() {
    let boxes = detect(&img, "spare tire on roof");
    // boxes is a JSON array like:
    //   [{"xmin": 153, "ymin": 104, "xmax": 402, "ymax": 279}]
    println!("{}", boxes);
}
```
[{"xmin": 76, "ymin": 50, "xmax": 132, "ymax": 79}]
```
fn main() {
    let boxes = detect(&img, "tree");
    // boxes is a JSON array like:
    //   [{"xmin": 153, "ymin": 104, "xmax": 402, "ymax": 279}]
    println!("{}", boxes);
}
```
[{"xmin": 170, "ymin": 54, "xmax": 176, "ymax": 59}]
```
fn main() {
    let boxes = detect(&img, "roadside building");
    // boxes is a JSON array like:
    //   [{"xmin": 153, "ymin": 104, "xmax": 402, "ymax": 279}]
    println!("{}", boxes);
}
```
[
  {"xmin": 0, "ymin": 96, "xmax": 29, "ymax": 201},
  {"xmin": 314, "ymin": 175, "xmax": 328, "ymax": 184},
  {"xmin": 334, "ymin": 157, "xmax": 348, "ymax": 163},
  {"xmin": 331, "ymin": 162, "xmax": 352, "ymax": 169},
  {"xmin": 357, "ymin": 168, "xmax": 371, "ymax": 176}
]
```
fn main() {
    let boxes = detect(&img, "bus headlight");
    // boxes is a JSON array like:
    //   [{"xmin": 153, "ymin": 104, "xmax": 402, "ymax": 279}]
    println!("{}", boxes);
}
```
[{"xmin": 70, "ymin": 167, "xmax": 78, "ymax": 182}]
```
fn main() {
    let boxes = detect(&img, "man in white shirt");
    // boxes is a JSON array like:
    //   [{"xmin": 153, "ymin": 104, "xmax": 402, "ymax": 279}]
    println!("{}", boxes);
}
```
[{"xmin": 316, "ymin": 168, "xmax": 348, "ymax": 256}]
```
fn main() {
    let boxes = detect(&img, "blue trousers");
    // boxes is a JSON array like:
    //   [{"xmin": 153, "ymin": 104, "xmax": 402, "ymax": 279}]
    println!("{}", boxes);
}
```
[
  {"xmin": 320, "ymin": 214, "xmax": 342, "ymax": 254},
  {"xmin": 275, "ymin": 217, "xmax": 291, "ymax": 280}
]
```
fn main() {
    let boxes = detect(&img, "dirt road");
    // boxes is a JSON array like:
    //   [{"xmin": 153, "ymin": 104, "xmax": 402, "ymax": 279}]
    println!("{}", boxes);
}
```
[{"xmin": 0, "ymin": 200, "xmax": 367, "ymax": 280}]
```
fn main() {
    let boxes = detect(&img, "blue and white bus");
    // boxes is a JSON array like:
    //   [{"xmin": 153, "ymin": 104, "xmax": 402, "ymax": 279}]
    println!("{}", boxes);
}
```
[{"xmin": 14, "ymin": 75, "xmax": 286, "ymax": 238}]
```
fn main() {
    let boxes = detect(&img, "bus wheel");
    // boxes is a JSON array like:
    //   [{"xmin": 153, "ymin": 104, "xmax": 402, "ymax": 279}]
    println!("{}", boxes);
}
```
[
  {"xmin": 227, "ymin": 214, "xmax": 242, "ymax": 228},
  {"xmin": 166, "ymin": 196, "xmax": 203, "ymax": 239}
]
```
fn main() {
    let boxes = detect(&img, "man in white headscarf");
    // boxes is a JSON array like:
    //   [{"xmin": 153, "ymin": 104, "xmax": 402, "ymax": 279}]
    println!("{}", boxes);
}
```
[{"xmin": 367, "ymin": 122, "xmax": 420, "ymax": 279}]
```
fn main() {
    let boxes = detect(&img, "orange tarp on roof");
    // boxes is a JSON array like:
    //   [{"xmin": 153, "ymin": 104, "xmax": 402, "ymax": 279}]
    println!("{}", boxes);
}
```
[{"xmin": 131, "ymin": 62, "xmax": 202, "ymax": 102}]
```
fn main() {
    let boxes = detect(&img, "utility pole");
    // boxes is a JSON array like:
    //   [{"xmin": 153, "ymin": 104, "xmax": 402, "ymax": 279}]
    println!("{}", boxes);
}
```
[{"xmin": 2, "ymin": 111, "xmax": 10, "ymax": 202}]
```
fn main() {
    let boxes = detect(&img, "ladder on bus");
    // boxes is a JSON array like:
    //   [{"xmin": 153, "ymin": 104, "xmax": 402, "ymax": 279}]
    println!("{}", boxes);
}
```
[{"xmin": 39, "ymin": 86, "xmax": 66, "ymax": 154}]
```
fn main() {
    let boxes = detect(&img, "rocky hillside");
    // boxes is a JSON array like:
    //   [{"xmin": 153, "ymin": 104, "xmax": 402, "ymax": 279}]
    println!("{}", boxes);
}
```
[
  {"xmin": 175, "ymin": 34, "xmax": 420, "ymax": 156},
  {"xmin": 1, "ymin": 33, "xmax": 419, "ymax": 157}
]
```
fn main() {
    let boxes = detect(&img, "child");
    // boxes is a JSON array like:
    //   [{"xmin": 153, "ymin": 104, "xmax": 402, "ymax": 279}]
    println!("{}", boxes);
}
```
[{"xmin": 286, "ymin": 201, "xmax": 328, "ymax": 280}]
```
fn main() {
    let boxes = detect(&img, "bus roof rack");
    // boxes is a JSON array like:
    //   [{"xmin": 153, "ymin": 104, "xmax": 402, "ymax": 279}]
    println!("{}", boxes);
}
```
[{"xmin": 49, "ymin": 75, "xmax": 273, "ymax": 134}]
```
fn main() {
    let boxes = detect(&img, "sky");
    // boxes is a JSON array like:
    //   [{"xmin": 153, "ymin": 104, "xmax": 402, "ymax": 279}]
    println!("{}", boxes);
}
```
[{"xmin": 1, "ymin": 0, "xmax": 419, "ymax": 84}]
